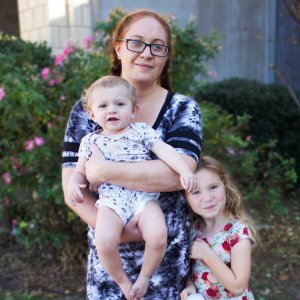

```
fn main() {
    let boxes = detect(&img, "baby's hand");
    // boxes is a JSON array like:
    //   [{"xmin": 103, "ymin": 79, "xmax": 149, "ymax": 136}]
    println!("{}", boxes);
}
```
[
  {"xmin": 180, "ymin": 172, "xmax": 199, "ymax": 193},
  {"xmin": 190, "ymin": 238, "xmax": 211, "ymax": 260},
  {"xmin": 69, "ymin": 183, "xmax": 87, "ymax": 206}
]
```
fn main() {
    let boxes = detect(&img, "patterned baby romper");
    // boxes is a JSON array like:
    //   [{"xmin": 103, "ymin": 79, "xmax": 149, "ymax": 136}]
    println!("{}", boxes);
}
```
[
  {"xmin": 78, "ymin": 122, "xmax": 161, "ymax": 224},
  {"xmin": 62, "ymin": 91, "xmax": 202, "ymax": 299},
  {"xmin": 190, "ymin": 219, "xmax": 256, "ymax": 299}
]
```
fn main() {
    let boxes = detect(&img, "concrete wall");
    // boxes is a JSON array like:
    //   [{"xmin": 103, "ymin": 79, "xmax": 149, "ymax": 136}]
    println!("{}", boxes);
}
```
[
  {"xmin": 195, "ymin": 0, "xmax": 277, "ymax": 84},
  {"xmin": 91, "ymin": 0, "xmax": 199, "ymax": 27}
]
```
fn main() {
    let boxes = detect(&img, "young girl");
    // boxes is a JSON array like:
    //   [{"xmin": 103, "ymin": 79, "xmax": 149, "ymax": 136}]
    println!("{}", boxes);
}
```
[
  {"xmin": 67, "ymin": 76, "xmax": 198, "ymax": 300},
  {"xmin": 181, "ymin": 156, "xmax": 257, "ymax": 300}
]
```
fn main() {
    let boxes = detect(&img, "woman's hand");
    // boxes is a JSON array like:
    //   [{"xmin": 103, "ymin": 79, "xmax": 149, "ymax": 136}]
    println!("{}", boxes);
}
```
[
  {"xmin": 190, "ymin": 238, "xmax": 212, "ymax": 261},
  {"xmin": 120, "ymin": 214, "xmax": 143, "ymax": 243}
]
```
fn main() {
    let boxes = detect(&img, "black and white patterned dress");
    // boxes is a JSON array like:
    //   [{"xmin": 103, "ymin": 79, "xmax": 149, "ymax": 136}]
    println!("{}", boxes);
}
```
[{"xmin": 62, "ymin": 91, "xmax": 202, "ymax": 299}]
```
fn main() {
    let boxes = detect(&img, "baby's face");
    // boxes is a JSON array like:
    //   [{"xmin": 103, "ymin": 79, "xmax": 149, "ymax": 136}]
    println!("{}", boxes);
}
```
[{"xmin": 89, "ymin": 85, "xmax": 134, "ymax": 135}]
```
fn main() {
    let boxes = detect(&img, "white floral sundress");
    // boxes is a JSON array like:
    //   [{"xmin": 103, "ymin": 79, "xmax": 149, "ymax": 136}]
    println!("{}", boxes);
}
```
[{"xmin": 190, "ymin": 220, "xmax": 255, "ymax": 299}]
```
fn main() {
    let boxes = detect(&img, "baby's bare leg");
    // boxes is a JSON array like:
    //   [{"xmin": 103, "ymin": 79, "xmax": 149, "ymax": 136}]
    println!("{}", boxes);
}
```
[
  {"xmin": 95, "ymin": 206, "xmax": 132, "ymax": 299},
  {"xmin": 130, "ymin": 201, "xmax": 167, "ymax": 299}
]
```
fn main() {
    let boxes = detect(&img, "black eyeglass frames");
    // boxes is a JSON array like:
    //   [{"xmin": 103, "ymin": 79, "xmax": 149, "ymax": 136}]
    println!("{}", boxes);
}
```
[{"xmin": 116, "ymin": 39, "xmax": 169, "ymax": 57}]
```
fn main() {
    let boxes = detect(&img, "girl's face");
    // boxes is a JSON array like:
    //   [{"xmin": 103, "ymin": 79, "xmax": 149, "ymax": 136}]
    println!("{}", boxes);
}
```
[
  {"xmin": 186, "ymin": 169, "xmax": 227, "ymax": 221},
  {"xmin": 88, "ymin": 85, "xmax": 135, "ymax": 135},
  {"xmin": 114, "ymin": 16, "xmax": 169, "ymax": 86}
]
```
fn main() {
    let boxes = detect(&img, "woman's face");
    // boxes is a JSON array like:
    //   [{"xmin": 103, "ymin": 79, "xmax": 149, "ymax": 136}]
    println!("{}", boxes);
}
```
[{"xmin": 114, "ymin": 16, "xmax": 169, "ymax": 86}]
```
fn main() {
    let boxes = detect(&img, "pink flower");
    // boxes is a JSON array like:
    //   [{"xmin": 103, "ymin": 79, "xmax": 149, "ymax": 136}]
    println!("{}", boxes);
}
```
[
  {"xmin": 60, "ymin": 95, "xmax": 65, "ymax": 101},
  {"xmin": 10, "ymin": 157, "xmax": 26, "ymax": 175},
  {"xmin": 3, "ymin": 197, "xmax": 10, "ymax": 206},
  {"xmin": 12, "ymin": 219, "xmax": 18, "ymax": 225},
  {"xmin": 47, "ymin": 121, "xmax": 52, "ymax": 128},
  {"xmin": 62, "ymin": 45, "xmax": 73, "ymax": 58},
  {"xmin": 48, "ymin": 79, "xmax": 56, "ymax": 87},
  {"xmin": 83, "ymin": 35, "xmax": 92, "ymax": 50},
  {"xmin": 227, "ymin": 147, "xmax": 236, "ymax": 156},
  {"xmin": 207, "ymin": 70, "xmax": 218, "ymax": 80},
  {"xmin": 11, "ymin": 156, "xmax": 21, "ymax": 169},
  {"xmin": 55, "ymin": 75, "xmax": 62, "ymax": 84},
  {"xmin": 34, "ymin": 136, "xmax": 45, "ymax": 146},
  {"xmin": 54, "ymin": 54, "xmax": 65, "ymax": 66},
  {"xmin": 24, "ymin": 139, "xmax": 35, "ymax": 151},
  {"xmin": 2, "ymin": 172, "xmax": 12, "ymax": 185},
  {"xmin": 0, "ymin": 86, "xmax": 6, "ymax": 101},
  {"xmin": 41, "ymin": 67, "xmax": 50, "ymax": 80},
  {"xmin": 246, "ymin": 135, "xmax": 252, "ymax": 142}
]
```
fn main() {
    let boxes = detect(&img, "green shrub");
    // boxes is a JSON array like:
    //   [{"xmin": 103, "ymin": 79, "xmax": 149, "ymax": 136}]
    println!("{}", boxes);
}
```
[{"xmin": 196, "ymin": 78, "xmax": 300, "ymax": 183}]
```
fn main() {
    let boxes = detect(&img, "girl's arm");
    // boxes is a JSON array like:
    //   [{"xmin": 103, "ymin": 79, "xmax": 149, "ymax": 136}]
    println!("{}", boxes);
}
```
[
  {"xmin": 190, "ymin": 238, "xmax": 252, "ymax": 296},
  {"xmin": 85, "ymin": 144, "xmax": 197, "ymax": 193}
]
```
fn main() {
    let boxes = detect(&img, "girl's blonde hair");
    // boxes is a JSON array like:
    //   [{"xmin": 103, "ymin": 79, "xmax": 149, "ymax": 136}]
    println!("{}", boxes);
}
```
[
  {"xmin": 82, "ymin": 75, "xmax": 137, "ymax": 112},
  {"xmin": 188, "ymin": 155, "xmax": 257, "ymax": 240}
]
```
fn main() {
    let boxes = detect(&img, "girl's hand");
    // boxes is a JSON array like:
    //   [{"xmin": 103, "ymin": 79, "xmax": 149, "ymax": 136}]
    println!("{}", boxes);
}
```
[
  {"xmin": 180, "ymin": 285, "xmax": 197, "ymax": 300},
  {"xmin": 180, "ymin": 173, "xmax": 199, "ymax": 193},
  {"xmin": 190, "ymin": 238, "xmax": 212, "ymax": 260}
]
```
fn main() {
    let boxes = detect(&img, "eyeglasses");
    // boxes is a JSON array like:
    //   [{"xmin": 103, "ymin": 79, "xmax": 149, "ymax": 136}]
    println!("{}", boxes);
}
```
[{"xmin": 116, "ymin": 39, "xmax": 169, "ymax": 57}]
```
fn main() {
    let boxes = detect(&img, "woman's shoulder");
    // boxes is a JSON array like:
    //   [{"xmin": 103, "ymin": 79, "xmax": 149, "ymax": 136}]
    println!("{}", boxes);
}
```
[
  {"xmin": 81, "ymin": 130, "xmax": 101, "ymax": 142},
  {"xmin": 170, "ymin": 92, "xmax": 197, "ymax": 105}
]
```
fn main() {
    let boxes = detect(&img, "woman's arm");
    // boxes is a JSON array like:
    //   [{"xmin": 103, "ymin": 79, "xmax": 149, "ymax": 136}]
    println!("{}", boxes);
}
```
[
  {"xmin": 190, "ymin": 238, "xmax": 252, "ymax": 296},
  {"xmin": 85, "ymin": 144, "xmax": 197, "ymax": 193}
]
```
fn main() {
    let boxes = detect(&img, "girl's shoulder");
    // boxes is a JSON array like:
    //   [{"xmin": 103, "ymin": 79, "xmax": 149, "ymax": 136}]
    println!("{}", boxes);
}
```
[{"xmin": 226, "ymin": 219, "xmax": 256, "ymax": 246}]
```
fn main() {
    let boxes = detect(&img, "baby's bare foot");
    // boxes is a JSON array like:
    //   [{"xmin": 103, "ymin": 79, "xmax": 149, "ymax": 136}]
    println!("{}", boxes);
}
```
[
  {"xmin": 130, "ymin": 274, "xmax": 150, "ymax": 300},
  {"xmin": 119, "ymin": 278, "xmax": 133, "ymax": 300}
]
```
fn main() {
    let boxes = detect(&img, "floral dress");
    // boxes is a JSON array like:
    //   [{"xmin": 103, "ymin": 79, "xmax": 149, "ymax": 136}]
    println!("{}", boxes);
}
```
[
  {"xmin": 190, "ymin": 220, "xmax": 255, "ymax": 299},
  {"xmin": 62, "ymin": 91, "xmax": 202, "ymax": 299}
]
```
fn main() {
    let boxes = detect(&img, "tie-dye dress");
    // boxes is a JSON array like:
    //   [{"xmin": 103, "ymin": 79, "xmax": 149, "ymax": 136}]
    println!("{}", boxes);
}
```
[{"xmin": 62, "ymin": 91, "xmax": 202, "ymax": 299}]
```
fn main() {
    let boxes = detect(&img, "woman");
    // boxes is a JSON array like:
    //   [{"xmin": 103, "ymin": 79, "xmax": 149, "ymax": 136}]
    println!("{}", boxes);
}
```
[{"xmin": 62, "ymin": 9, "xmax": 202, "ymax": 300}]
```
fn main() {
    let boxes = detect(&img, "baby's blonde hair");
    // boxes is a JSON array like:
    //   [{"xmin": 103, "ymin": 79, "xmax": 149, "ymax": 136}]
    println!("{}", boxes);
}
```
[
  {"xmin": 82, "ymin": 76, "xmax": 137, "ymax": 112},
  {"xmin": 188, "ymin": 155, "xmax": 257, "ymax": 240}
]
